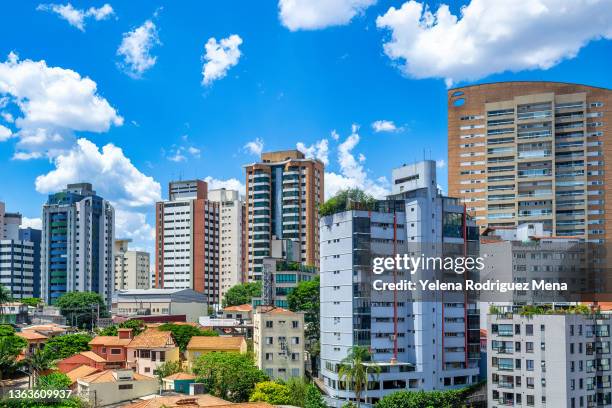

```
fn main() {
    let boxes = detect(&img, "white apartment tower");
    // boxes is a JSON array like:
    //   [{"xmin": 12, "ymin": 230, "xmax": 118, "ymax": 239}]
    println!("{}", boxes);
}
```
[
  {"xmin": 0, "ymin": 208, "xmax": 36, "ymax": 299},
  {"xmin": 114, "ymin": 239, "xmax": 150, "ymax": 290},
  {"xmin": 320, "ymin": 161, "xmax": 480, "ymax": 406},
  {"xmin": 208, "ymin": 188, "xmax": 244, "ymax": 302}
]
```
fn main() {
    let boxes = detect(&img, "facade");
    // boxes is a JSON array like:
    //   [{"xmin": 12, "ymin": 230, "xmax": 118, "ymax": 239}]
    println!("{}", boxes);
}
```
[
  {"xmin": 77, "ymin": 369, "xmax": 158, "ymax": 407},
  {"xmin": 155, "ymin": 180, "xmax": 221, "ymax": 304},
  {"xmin": 185, "ymin": 336, "xmax": 247, "ymax": 366},
  {"xmin": 253, "ymin": 306, "xmax": 305, "ymax": 380},
  {"xmin": 0, "ymin": 302, "xmax": 29, "ymax": 325},
  {"xmin": 114, "ymin": 239, "xmax": 150, "ymax": 290},
  {"xmin": 488, "ymin": 309, "xmax": 612, "ymax": 407},
  {"xmin": 208, "ymin": 188, "xmax": 244, "ymax": 303},
  {"xmin": 19, "ymin": 227, "xmax": 42, "ymax": 298},
  {"xmin": 320, "ymin": 160, "xmax": 480, "ymax": 406},
  {"xmin": 88, "ymin": 328, "xmax": 134, "ymax": 369},
  {"xmin": 113, "ymin": 288, "xmax": 207, "ymax": 323},
  {"xmin": 244, "ymin": 150, "xmax": 324, "ymax": 280},
  {"xmin": 447, "ymin": 81, "xmax": 611, "ymax": 241},
  {"xmin": 16, "ymin": 330, "xmax": 48, "ymax": 356},
  {"xmin": 41, "ymin": 183, "xmax": 115, "ymax": 305},
  {"xmin": 126, "ymin": 329, "xmax": 180, "ymax": 376},
  {"xmin": 57, "ymin": 351, "xmax": 112, "ymax": 373}
]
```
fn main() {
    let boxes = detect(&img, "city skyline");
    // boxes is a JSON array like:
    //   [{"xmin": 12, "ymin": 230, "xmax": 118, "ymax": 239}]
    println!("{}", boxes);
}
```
[{"xmin": 1, "ymin": 0, "xmax": 611, "ymax": 257}]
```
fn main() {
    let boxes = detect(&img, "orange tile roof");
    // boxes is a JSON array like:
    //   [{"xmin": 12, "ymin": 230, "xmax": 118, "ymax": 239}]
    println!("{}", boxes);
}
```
[
  {"xmin": 187, "ymin": 336, "xmax": 245, "ymax": 351},
  {"xmin": 122, "ymin": 395, "xmax": 273, "ymax": 408},
  {"xmin": 89, "ymin": 336, "xmax": 132, "ymax": 347},
  {"xmin": 223, "ymin": 304, "xmax": 253, "ymax": 312},
  {"xmin": 65, "ymin": 365, "xmax": 100, "ymax": 384},
  {"xmin": 17, "ymin": 331, "xmax": 48, "ymax": 341},
  {"xmin": 163, "ymin": 372, "xmax": 196, "ymax": 381},
  {"xmin": 78, "ymin": 351, "xmax": 107, "ymax": 363},
  {"xmin": 128, "ymin": 329, "xmax": 175, "ymax": 349},
  {"xmin": 80, "ymin": 370, "xmax": 155, "ymax": 384},
  {"xmin": 256, "ymin": 306, "xmax": 297, "ymax": 316}
]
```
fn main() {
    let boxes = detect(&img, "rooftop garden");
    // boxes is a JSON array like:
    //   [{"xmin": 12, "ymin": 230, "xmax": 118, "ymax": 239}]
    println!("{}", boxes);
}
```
[{"xmin": 318, "ymin": 188, "xmax": 376, "ymax": 217}]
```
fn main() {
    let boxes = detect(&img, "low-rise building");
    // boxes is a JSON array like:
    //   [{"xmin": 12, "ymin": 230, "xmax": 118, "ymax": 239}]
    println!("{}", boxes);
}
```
[
  {"xmin": 161, "ymin": 372, "xmax": 196, "ymax": 393},
  {"xmin": 123, "ymin": 395, "xmax": 274, "ymax": 408},
  {"xmin": 185, "ymin": 336, "xmax": 247, "ymax": 367},
  {"xmin": 77, "ymin": 369, "xmax": 158, "ymax": 406},
  {"xmin": 57, "ymin": 351, "xmax": 111, "ymax": 373},
  {"xmin": 65, "ymin": 365, "xmax": 100, "ymax": 389},
  {"xmin": 113, "ymin": 289, "xmax": 207, "ymax": 323},
  {"xmin": 16, "ymin": 330, "xmax": 47, "ymax": 356},
  {"xmin": 88, "ymin": 328, "xmax": 134, "ymax": 369},
  {"xmin": 488, "ymin": 307, "xmax": 612, "ymax": 407},
  {"xmin": 20, "ymin": 323, "xmax": 69, "ymax": 338},
  {"xmin": 0, "ymin": 303, "xmax": 29, "ymax": 325},
  {"xmin": 220, "ymin": 304, "xmax": 253, "ymax": 322},
  {"xmin": 127, "ymin": 329, "xmax": 180, "ymax": 376},
  {"xmin": 253, "ymin": 306, "xmax": 304, "ymax": 380}
]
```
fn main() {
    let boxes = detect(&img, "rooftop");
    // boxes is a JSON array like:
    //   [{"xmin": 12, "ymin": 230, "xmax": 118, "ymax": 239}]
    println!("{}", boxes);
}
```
[
  {"xmin": 163, "ymin": 372, "xmax": 196, "ymax": 381},
  {"xmin": 66, "ymin": 365, "xmax": 100, "ymax": 384},
  {"xmin": 16, "ymin": 331, "xmax": 48, "ymax": 341},
  {"xmin": 80, "ymin": 369, "xmax": 155, "ymax": 384},
  {"xmin": 78, "ymin": 351, "xmax": 107, "ymax": 363},
  {"xmin": 123, "ymin": 395, "xmax": 273, "ymax": 408},
  {"xmin": 89, "ymin": 336, "xmax": 132, "ymax": 347},
  {"xmin": 223, "ymin": 304, "xmax": 253, "ymax": 312},
  {"xmin": 187, "ymin": 336, "xmax": 246, "ymax": 351},
  {"xmin": 128, "ymin": 329, "xmax": 175, "ymax": 349}
]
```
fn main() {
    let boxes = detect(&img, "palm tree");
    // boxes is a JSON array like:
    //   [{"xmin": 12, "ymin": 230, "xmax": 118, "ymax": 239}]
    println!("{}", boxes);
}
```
[
  {"xmin": 25, "ymin": 349, "xmax": 55, "ymax": 386},
  {"xmin": 0, "ymin": 285, "xmax": 12, "ymax": 323},
  {"xmin": 338, "ymin": 346, "xmax": 381, "ymax": 408}
]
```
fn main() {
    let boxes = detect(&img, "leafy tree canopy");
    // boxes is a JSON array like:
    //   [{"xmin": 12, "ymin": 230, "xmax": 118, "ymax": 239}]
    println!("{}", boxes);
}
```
[
  {"xmin": 318, "ymin": 188, "xmax": 376, "ymax": 217},
  {"xmin": 36, "ymin": 372, "xmax": 72, "ymax": 390},
  {"xmin": 98, "ymin": 319, "xmax": 146, "ymax": 337},
  {"xmin": 222, "ymin": 282, "xmax": 262, "ymax": 308},
  {"xmin": 55, "ymin": 292, "xmax": 109, "ymax": 329},
  {"xmin": 0, "ymin": 325, "xmax": 28, "ymax": 380},
  {"xmin": 157, "ymin": 323, "xmax": 218, "ymax": 352},
  {"xmin": 192, "ymin": 351, "xmax": 267, "ymax": 402},
  {"xmin": 304, "ymin": 384, "xmax": 327, "ymax": 408},
  {"xmin": 43, "ymin": 333, "xmax": 92, "ymax": 360},
  {"xmin": 19, "ymin": 298, "xmax": 42, "ymax": 308},
  {"xmin": 153, "ymin": 360, "xmax": 182, "ymax": 383},
  {"xmin": 287, "ymin": 276, "xmax": 320, "ymax": 356},
  {"xmin": 249, "ymin": 381, "xmax": 293, "ymax": 405},
  {"xmin": 375, "ymin": 389, "xmax": 467, "ymax": 408}
]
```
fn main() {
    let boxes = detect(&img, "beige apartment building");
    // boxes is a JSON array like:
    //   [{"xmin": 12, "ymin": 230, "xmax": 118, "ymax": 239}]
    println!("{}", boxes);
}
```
[
  {"xmin": 114, "ymin": 239, "xmax": 150, "ymax": 290},
  {"xmin": 253, "ymin": 306, "xmax": 305, "ymax": 380},
  {"xmin": 448, "ymin": 82, "xmax": 611, "ymax": 241},
  {"xmin": 244, "ymin": 150, "xmax": 324, "ymax": 280}
]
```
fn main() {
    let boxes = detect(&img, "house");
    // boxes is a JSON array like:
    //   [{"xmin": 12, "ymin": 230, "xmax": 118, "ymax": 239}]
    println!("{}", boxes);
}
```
[
  {"xmin": 65, "ymin": 365, "xmax": 100, "ymax": 389},
  {"xmin": 21, "ymin": 323, "xmax": 69, "ymax": 338},
  {"xmin": 16, "ymin": 330, "xmax": 47, "ymax": 356},
  {"xmin": 0, "ymin": 303, "xmax": 29, "ymax": 325},
  {"xmin": 113, "ymin": 288, "xmax": 207, "ymax": 323},
  {"xmin": 162, "ymin": 372, "xmax": 196, "ymax": 393},
  {"xmin": 88, "ymin": 328, "xmax": 133, "ymax": 368},
  {"xmin": 253, "ymin": 306, "xmax": 305, "ymax": 380},
  {"xmin": 57, "ymin": 351, "xmax": 110, "ymax": 373},
  {"xmin": 76, "ymin": 369, "xmax": 158, "ymax": 407},
  {"xmin": 123, "ymin": 395, "xmax": 274, "ymax": 408},
  {"xmin": 127, "ymin": 329, "xmax": 180, "ymax": 376},
  {"xmin": 221, "ymin": 304, "xmax": 253, "ymax": 322},
  {"xmin": 185, "ymin": 336, "xmax": 247, "ymax": 366}
]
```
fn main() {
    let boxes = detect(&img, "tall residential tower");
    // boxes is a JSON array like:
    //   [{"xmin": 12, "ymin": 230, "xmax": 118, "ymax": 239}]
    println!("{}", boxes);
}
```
[{"xmin": 244, "ymin": 150, "xmax": 324, "ymax": 280}]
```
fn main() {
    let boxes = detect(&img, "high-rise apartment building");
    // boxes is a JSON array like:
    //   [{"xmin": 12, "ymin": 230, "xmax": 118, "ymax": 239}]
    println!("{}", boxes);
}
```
[
  {"xmin": 41, "ymin": 183, "xmax": 115, "ymax": 305},
  {"xmin": 320, "ymin": 161, "xmax": 480, "ymax": 406},
  {"xmin": 0, "ymin": 209, "xmax": 37, "ymax": 299},
  {"xmin": 207, "ymin": 188, "xmax": 244, "ymax": 302},
  {"xmin": 19, "ymin": 227, "xmax": 42, "ymax": 298},
  {"xmin": 155, "ymin": 180, "xmax": 220, "ymax": 304},
  {"xmin": 488, "ymin": 307, "xmax": 612, "ymax": 407},
  {"xmin": 114, "ymin": 239, "xmax": 150, "ymax": 291},
  {"xmin": 244, "ymin": 150, "xmax": 324, "ymax": 280},
  {"xmin": 448, "ymin": 82, "xmax": 611, "ymax": 241}
]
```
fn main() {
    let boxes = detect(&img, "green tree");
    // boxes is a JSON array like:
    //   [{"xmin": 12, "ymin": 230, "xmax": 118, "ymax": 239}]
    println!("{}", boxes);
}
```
[
  {"xmin": 304, "ymin": 384, "xmax": 327, "ymax": 408},
  {"xmin": 288, "ymin": 276, "xmax": 320, "ymax": 371},
  {"xmin": 374, "ymin": 389, "xmax": 467, "ymax": 408},
  {"xmin": 43, "ymin": 333, "xmax": 92, "ymax": 360},
  {"xmin": 249, "ymin": 381, "xmax": 293, "ymax": 405},
  {"xmin": 36, "ymin": 372, "xmax": 71, "ymax": 390},
  {"xmin": 0, "ymin": 325, "xmax": 27, "ymax": 381},
  {"xmin": 55, "ymin": 292, "xmax": 109, "ymax": 329},
  {"xmin": 318, "ymin": 189, "xmax": 376, "ymax": 217},
  {"xmin": 19, "ymin": 298, "xmax": 42, "ymax": 308},
  {"xmin": 338, "ymin": 346, "xmax": 381, "ymax": 408},
  {"xmin": 0, "ymin": 285, "xmax": 12, "ymax": 322},
  {"xmin": 25, "ymin": 348, "xmax": 56, "ymax": 384},
  {"xmin": 98, "ymin": 319, "xmax": 146, "ymax": 337},
  {"xmin": 285, "ymin": 377, "xmax": 308, "ymax": 407},
  {"xmin": 222, "ymin": 282, "xmax": 262, "ymax": 308},
  {"xmin": 192, "ymin": 351, "xmax": 267, "ymax": 402},
  {"xmin": 153, "ymin": 360, "xmax": 183, "ymax": 386},
  {"xmin": 158, "ymin": 323, "xmax": 218, "ymax": 352}
]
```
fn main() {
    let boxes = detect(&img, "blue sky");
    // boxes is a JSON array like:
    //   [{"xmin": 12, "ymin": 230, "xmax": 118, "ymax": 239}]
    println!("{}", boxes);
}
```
[{"xmin": 0, "ymin": 0, "xmax": 610, "ymax": 252}]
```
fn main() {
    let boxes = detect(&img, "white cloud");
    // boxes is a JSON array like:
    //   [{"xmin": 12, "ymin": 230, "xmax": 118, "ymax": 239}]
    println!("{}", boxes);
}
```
[
  {"xmin": 0, "ymin": 125, "xmax": 12, "ymax": 141},
  {"xmin": 117, "ymin": 20, "xmax": 160, "ymax": 78},
  {"xmin": 0, "ymin": 53, "xmax": 123, "ymax": 157},
  {"xmin": 330, "ymin": 129, "xmax": 339, "ymax": 141},
  {"xmin": 34, "ymin": 138, "xmax": 161, "ymax": 252},
  {"xmin": 244, "ymin": 137, "xmax": 264, "ymax": 156},
  {"xmin": 1, "ymin": 112, "xmax": 14, "ymax": 123},
  {"xmin": 37, "ymin": 3, "xmax": 114, "ymax": 31},
  {"xmin": 187, "ymin": 146, "xmax": 201, "ymax": 158},
  {"xmin": 35, "ymin": 138, "xmax": 161, "ymax": 208},
  {"xmin": 201, "ymin": 34, "xmax": 243, "ymax": 86},
  {"xmin": 325, "ymin": 125, "xmax": 389, "ymax": 199},
  {"xmin": 376, "ymin": 0, "xmax": 612, "ymax": 86},
  {"xmin": 297, "ymin": 139, "xmax": 329, "ymax": 165},
  {"xmin": 204, "ymin": 176, "xmax": 246, "ymax": 196},
  {"xmin": 436, "ymin": 159, "xmax": 446, "ymax": 168},
  {"xmin": 279, "ymin": 0, "xmax": 376, "ymax": 31},
  {"xmin": 371, "ymin": 119, "xmax": 401, "ymax": 133},
  {"xmin": 21, "ymin": 217, "xmax": 42, "ymax": 230}
]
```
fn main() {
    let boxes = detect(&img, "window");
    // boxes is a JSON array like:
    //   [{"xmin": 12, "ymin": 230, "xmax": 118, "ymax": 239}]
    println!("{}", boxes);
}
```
[
  {"xmin": 266, "ymin": 321, "xmax": 273, "ymax": 328},
  {"xmin": 118, "ymin": 384, "xmax": 133, "ymax": 390},
  {"xmin": 110, "ymin": 348, "xmax": 121, "ymax": 355},
  {"xmin": 526, "ymin": 360, "xmax": 534, "ymax": 371},
  {"xmin": 526, "ymin": 324, "xmax": 533, "ymax": 335}
]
